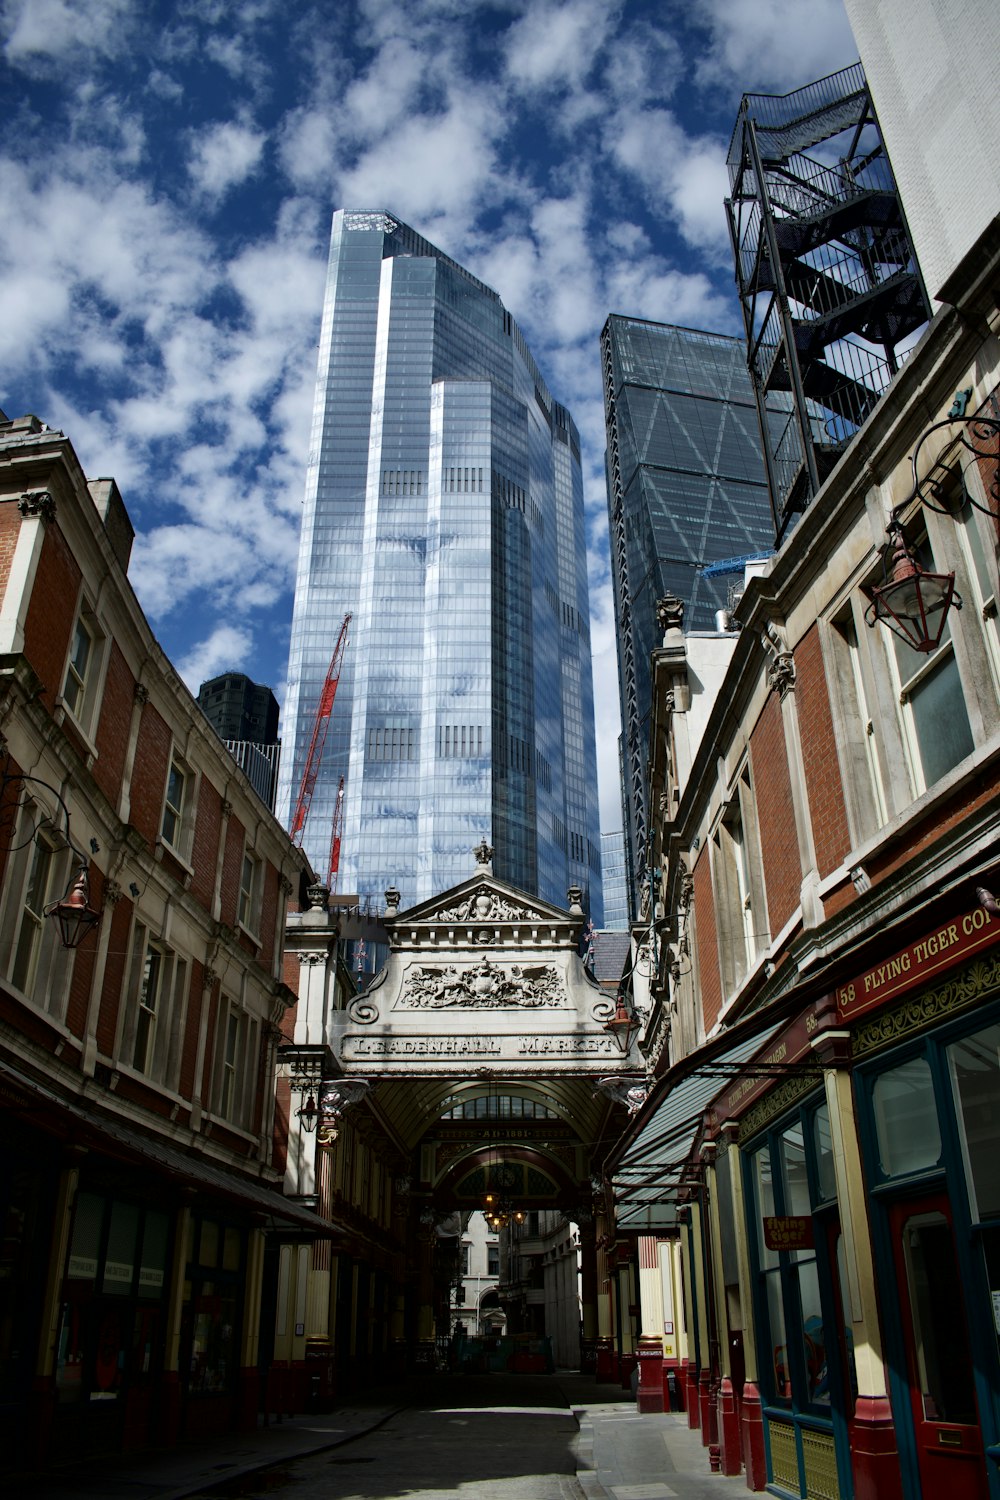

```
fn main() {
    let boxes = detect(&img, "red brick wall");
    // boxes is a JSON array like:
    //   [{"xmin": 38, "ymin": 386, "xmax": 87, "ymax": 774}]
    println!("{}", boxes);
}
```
[
  {"xmin": 257, "ymin": 866, "xmax": 279, "ymax": 968},
  {"xmin": 219, "ymin": 814, "xmax": 246, "ymax": 930},
  {"xmin": 795, "ymin": 625, "xmax": 852, "ymax": 877},
  {"xmin": 693, "ymin": 848, "xmax": 722, "ymax": 1032},
  {"xmin": 0, "ymin": 505, "xmax": 21, "ymax": 601},
  {"xmin": 22, "ymin": 524, "xmax": 81, "ymax": 712},
  {"xmin": 92, "ymin": 643, "xmax": 134, "ymax": 808},
  {"xmin": 751, "ymin": 693, "xmax": 799, "ymax": 937},
  {"xmin": 189, "ymin": 780, "xmax": 222, "ymax": 908},
  {"xmin": 129, "ymin": 704, "xmax": 171, "ymax": 845}
]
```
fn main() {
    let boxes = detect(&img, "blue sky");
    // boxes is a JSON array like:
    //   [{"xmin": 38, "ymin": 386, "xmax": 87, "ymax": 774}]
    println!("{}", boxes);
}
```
[{"xmin": 0, "ymin": 0, "xmax": 860, "ymax": 826}]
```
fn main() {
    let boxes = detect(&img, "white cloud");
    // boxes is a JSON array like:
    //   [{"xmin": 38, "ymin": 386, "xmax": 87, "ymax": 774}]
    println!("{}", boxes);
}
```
[
  {"xmin": 177, "ymin": 623, "xmax": 255, "ymax": 691},
  {"xmin": 693, "ymin": 0, "xmax": 858, "ymax": 92},
  {"xmin": 609, "ymin": 107, "xmax": 732, "ymax": 253},
  {"xmin": 188, "ymin": 118, "xmax": 267, "ymax": 199},
  {"xmin": 504, "ymin": 0, "xmax": 618, "ymax": 91},
  {"xmin": 1, "ymin": 0, "xmax": 137, "ymax": 66}
]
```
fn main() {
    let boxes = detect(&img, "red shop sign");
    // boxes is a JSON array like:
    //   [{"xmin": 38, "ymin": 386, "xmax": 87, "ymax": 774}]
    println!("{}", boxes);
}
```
[{"xmin": 835, "ymin": 902, "xmax": 1000, "ymax": 1021}]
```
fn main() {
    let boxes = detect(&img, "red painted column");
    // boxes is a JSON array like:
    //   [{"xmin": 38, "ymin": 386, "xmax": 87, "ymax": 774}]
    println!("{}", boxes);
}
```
[
  {"xmin": 716, "ymin": 1375, "xmax": 742, "ymax": 1475},
  {"xmin": 849, "ymin": 1395, "xmax": 904, "ymax": 1500},
  {"xmin": 740, "ymin": 1380, "xmax": 767, "ymax": 1491},
  {"xmin": 683, "ymin": 1359, "xmax": 700, "ymax": 1428},
  {"xmin": 636, "ymin": 1337, "xmax": 665, "ymax": 1413}
]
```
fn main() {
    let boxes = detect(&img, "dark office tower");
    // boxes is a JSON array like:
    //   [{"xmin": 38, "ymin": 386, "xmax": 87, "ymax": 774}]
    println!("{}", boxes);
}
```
[
  {"xmin": 726, "ymin": 62, "xmax": 929, "ymax": 542},
  {"xmin": 277, "ymin": 211, "xmax": 602, "ymax": 919},
  {"xmin": 602, "ymin": 317, "xmax": 775, "ymax": 902},
  {"xmin": 198, "ymin": 673, "xmax": 281, "ymax": 809}
]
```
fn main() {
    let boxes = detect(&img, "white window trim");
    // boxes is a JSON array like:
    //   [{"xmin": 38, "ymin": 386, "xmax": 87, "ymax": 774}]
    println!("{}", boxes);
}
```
[
  {"xmin": 158, "ymin": 750, "xmax": 199, "ymax": 869},
  {"xmin": 117, "ymin": 920, "xmax": 189, "ymax": 1091},
  {"xmin": 237, "ymin": 845, "xmax": 262, "ymax": 940},
  {"xmin": 3, "ymin": 817, "xmax": 74, "ymax": 1021}
]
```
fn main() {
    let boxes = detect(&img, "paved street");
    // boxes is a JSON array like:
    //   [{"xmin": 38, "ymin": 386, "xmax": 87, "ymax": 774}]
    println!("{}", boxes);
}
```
[{"xmin": 187, "ymin": 1373, "xmax": 585, "ymax": 1500}]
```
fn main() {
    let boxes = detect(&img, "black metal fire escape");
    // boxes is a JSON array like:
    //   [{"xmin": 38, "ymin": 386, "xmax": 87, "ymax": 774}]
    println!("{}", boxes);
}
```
[{"xmin": 726, "ymin": 63, "xmax": 930, "ymax": 542}]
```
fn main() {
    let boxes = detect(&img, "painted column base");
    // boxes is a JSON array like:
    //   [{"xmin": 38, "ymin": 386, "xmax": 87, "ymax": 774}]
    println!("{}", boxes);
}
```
[
  {"xmin": 740, "ymin": 1380, "xmax": 767, "ymax": 1492},
  {"xmin": 636, "ymin": 1341, "xmax": 665, "ymax": 1414},
  {"xmin": 595, "ymin": 1338, "xmax": 614, "ymax": 1383},
  {"xmin": 717, "ymin": 1375, "xmax": 742, "ymax": 1476},
  {"xmin": 580, "ymin": 1337, "xmax": 597, "ymax": 1375},
  {"xmin": 850, "ymin": 1395, "xmax": 904, "ymax": 1500}
]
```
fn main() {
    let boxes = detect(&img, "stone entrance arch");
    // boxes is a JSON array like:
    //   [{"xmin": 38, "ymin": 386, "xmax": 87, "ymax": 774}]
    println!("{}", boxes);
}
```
[{"xmin": 277, "ymin": 844, "xmax": 646, "ymax": 1388}]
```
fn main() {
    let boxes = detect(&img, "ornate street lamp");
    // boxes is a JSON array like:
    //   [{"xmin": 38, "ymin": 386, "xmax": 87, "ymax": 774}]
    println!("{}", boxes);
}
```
[
  {"xmin": 45, "ymin": 862, "xmax": 102, "ymax": 949},
  {"xmin": 296, "ymin": 1093, "xmax": 319, "ymax": 1133},
  {"xmin": 603, "ymin": 995, "xmax": 641, "ymax": 1051},
  {"xmin": 864, "ymin": 517, "xmax": 961, "ymax": 654}
]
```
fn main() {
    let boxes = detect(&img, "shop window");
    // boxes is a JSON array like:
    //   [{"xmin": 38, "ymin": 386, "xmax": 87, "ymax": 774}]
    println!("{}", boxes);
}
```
[
  {"xmin": 56, "ymin": 1192, "xmax": 170, "ymax": 1407},
  {"xmin": 747, "ymin": 1100, "xmax": 855, "ymax": 1415},
  {"xmin": 871, "ymin": 1056, "xmax": 942, "ymax": 1178},
  {"xmin": 948, "ymin": 1021, "xmax": 1000, "ymax": 1221},
  {"xmin": 182, "ymin": 1212, "xmax": 245, "ymax": 1398}
]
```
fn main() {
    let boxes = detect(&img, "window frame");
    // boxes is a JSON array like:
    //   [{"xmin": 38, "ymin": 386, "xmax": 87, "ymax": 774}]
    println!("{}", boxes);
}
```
[
  {"xmin": 237, "ymin": 846, "xmax": 261, "ymax": 937},
  {"xmin": 710, "ymin": 762, "xmax": 768, "ymax": 999},
  {"xmin": 212, "ymin": 994, "xmax": 258, "ymax": 1131},
  {"xmin": 119, "ymin": 922, "xmax": 189, "ymax": 1090},
  {"xmin": 6, "ymin": 823, "xmax": 72, "ymax": 1016},
  {"xmin": 58, "ymin": 597, "xmax": 108, "ymax": 741}
]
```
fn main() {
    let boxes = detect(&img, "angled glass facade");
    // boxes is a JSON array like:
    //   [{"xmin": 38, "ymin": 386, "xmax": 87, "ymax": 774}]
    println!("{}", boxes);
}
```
[
  {"xmin": 600, "ymin": 830, "xmax": 629, "ymax": 931},
  {"xmin": 278, "ymin": 211, "xmax": 602, "ymax": 919},
  {"xmin": 602, "ymin": 318, "xmax": 774, "ymax": 902}
]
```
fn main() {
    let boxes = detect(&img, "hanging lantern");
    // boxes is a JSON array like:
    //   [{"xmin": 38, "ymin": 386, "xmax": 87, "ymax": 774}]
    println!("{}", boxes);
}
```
[
  {"xmin": 863, "ymin": 518, "xmax": 961, "ymax": 654},
  {"xmin": 45, "ymin": 863, "xmax": 101, "ymax": 949}
]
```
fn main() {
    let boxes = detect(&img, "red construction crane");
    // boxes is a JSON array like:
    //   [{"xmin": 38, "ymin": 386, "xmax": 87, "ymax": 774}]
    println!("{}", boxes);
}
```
[
  {"xmin": 290, "ymin": 613, "xmax": 351, "ymax": 847},
  {"xmin": 327, "ymin": 776, "xmax": 345, "ymax": 890}
]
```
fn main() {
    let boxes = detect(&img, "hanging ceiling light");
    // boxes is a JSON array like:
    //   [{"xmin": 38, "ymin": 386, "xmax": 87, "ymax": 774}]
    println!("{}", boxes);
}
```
[{"xmin": 863, "ymin": 517, "xmax": 961, "ymax": 654}]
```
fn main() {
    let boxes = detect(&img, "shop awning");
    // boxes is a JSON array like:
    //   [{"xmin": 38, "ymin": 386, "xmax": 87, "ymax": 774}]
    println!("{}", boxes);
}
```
[
  {"xmin": 609, "ymin": 1026, "xmax": 785, "ymax": 1231},
  {"xmin": 0, "ymin": 1056, "xmax": 338, "ymax": 1238}
]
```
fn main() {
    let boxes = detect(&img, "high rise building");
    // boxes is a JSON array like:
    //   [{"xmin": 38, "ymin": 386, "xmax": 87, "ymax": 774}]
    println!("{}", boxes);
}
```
[
  {"xmin": 600, "ymin": 830, "xmax": 629, "ymax": 931},
  {"xmin": 198, "ymin": 672, "xmax": 281, "ymax": 808},
  {"xmin": 278, "ymin": 210, "xmax": 602, "ymax": 919},
  {"xmin": 602, "ymin": 318, "xmax": 775, "ymax": 902}
]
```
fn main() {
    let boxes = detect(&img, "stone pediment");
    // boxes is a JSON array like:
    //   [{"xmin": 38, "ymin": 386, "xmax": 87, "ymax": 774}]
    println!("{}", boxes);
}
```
[{"xmin": 385, "ymin": 872, "xmax": 576, "ymax": 947}]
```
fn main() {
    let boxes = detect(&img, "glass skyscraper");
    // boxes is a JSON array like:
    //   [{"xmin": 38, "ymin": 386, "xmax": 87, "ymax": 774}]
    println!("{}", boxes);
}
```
[
  {"xmin": 278, "ymin": 211, "xmax": 602, "ymax": 919},
  {"xmin": 601, "ymin": 317, "xmax": 775, "ymax": 902}
]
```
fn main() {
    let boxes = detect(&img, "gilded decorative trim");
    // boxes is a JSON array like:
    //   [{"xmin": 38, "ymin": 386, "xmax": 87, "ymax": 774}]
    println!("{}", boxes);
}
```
[
  {"xmin": 768, "ymin": 1419, "xmax": 799, "ymax": 1491},
  {"xmin": 852, "ymin": 950, "xmax": 1000, "ymax": 1059},
  {"xmin": 738, "ymin": 1070, "xmax": 821, "ymax": 1145},
  {"xmin": 801, "ymin": 1427, "xmax": 840, "ymax": 1500}
]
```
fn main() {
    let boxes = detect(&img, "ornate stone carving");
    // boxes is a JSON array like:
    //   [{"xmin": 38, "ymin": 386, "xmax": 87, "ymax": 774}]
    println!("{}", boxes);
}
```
[
  {"xmin": 133, "ymin": 682, "xmax": 150, "ymax": 705},
  {"xmin": 656, "ymin": 593, "xmax": 684, "ymax": 634},
  {"xmin": 202, "ymin": 967, "xmax": 218, "ymax": 990},
  {"xmin": 18, "ymin": 490, "xmax": 55, "ymax": 521},
  {"xmin": 317, "ymin": 1078, "xmax": 372, "ymax": 1145},
  {"xmin": 220, "ymin": 799, "xmax": 234, "ymax": 820},
  {"xmin": 279, "ymin": 875, "xmax": 294, "ymax": 898},
  {"xmin": 103, "ymin": 879, "xmax": 124, "ymax": 906},
  {"xmin": 767, "ymin": 652, "xmax": 796, "ymax": 696},
  {"xmin": 595, "ymin": 1076, "xmax": 650, "ymax": 1114},
  {"xmin": 473, "ymin": 838, "xmax": 493, "ymax": 868},
  {"xmin": 384, "ymin": 885, "xmax": 401, "ymax": 913},
  {"xmin": 306, "ymin": 881, "xmax": 329, "ymax": 911},
  {"xmin": 396, "ymin": 958, "xmax": 563, "ymax": 1009},
  {"xmin": 436, "ymin": 886, "xmax": 535, "ymax": 923},
  {"xmin": 347, "ymin": 993, "xmax": 380, "ymax": 1024}
]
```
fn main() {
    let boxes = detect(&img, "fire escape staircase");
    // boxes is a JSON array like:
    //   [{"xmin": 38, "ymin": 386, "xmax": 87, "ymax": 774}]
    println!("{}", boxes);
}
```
[{"xmin": 727, "ymin": 64, "xmax": 930, "ymax": 539}]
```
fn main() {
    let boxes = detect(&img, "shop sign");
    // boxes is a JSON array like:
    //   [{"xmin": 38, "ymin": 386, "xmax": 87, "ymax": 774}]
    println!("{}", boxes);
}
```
[
  {"xmin": 763, "ymin": 1216, "xmax": 815, "ymax": 1251},
  {"xmin": 836, "ymin": 903, "xmax": 1000, "ymax": 1021}
]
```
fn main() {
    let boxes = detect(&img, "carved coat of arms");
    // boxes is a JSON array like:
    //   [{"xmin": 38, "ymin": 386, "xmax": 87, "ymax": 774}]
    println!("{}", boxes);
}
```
[{"xmin": 398, "ymin": 957, "xmax": 562, "ymax": 1008}]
